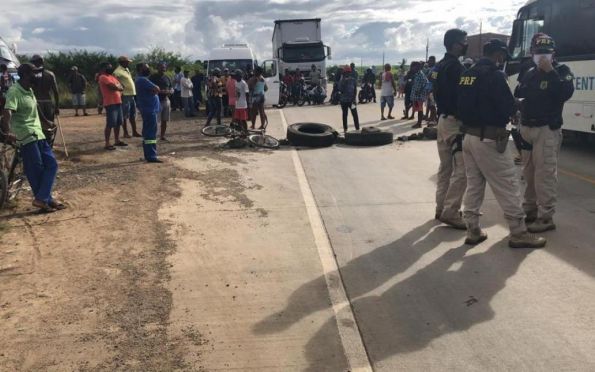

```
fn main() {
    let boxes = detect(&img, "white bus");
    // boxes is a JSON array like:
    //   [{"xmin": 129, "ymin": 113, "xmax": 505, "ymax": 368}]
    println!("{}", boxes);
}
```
[
  {"xmin": 206, "ymin": 43, "xmax": 256, "ymax": 77},
  {"xmin": 507, "ymin": 0, "xmax": 595, "ymax": 138}
]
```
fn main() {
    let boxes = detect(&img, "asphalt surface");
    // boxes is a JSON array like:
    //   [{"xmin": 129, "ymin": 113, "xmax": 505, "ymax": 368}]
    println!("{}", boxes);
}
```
[{"xmin": 278, "ymin": 100, "xmax": 595, "ymax": 371}]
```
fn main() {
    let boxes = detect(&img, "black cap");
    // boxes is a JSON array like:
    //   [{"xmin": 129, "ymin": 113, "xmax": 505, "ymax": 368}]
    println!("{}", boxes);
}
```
[
  {"xmin": 483, "ymin": 39, "xmax": 511, "ymax": 60},
  {"xmin": 531, "ymin": 33, "xmax": 556, "ymax": 53},
  {"xmin": 30, "ymin": 54, "xmax": 43, "ymax": 63}
]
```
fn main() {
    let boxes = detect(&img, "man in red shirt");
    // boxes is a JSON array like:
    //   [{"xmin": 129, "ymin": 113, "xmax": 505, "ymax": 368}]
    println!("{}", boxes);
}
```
[{"xmin": 98, "ymin": 62, "xmax": 127, "ymax": 150}]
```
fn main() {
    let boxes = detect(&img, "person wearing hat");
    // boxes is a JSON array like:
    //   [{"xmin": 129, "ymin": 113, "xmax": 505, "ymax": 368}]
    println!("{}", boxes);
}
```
[
  {"xmin": 114, "ymin": 56, "xmax": 141, "ymax": 138},
  {"xmin": 29, "ymin": 54, "xmax": 59, "ymax": 146},
  {"xmin": 67, "ymin": 66, "xmax": 88, "ymax": 117},
  {"xmin": 431, "ymin": 28, "xmax": 469, "ymax": 229},
  {"xmin": 338, "ymin": 65, "xmax": 359, "ymax": 133},
  {"xmin": 514, "ymin": 33, "xmax": 575, "ymax": 234},
  {"xmin": 1, "ymin": 63, "xmax": 66, "ymax": 213},
  {"xmin": 457, "ymin": 39, "xmax": 546, "ymax": 249}
]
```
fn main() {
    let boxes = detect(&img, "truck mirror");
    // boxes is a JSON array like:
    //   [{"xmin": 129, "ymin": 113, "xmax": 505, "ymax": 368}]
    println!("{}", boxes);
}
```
[
  {"xmin": 327, "ymin": 46, "xmax": 332, "ymax": 60},
  {"xmin": 202, "ymin": 61, "xmax": 208, "ymax": 69}
]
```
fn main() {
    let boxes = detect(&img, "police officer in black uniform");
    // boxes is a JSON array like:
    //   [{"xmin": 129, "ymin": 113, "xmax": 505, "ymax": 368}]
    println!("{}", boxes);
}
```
[
  {"xmin": 431, "ymin": 28, "xmax": 468, "ymax": 229},
  {"xmin": 515, "ymin": 33, "xmax": 575, "ymax": 233},
  {"xmin": 458, "ymin": 39, "xmax": 547, "ymax": 249}
]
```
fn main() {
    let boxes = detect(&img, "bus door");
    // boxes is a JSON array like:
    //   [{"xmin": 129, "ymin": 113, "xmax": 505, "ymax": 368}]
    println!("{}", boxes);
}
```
[{"xmin": 261, "ymin": 60, "xmax": 280, "ymax": 107}]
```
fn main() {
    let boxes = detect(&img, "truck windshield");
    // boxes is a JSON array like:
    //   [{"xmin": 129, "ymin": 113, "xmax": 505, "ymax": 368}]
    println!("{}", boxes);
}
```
[
  {"xmin": 282, "ymin": 44, "xmax": 325, "ymax": 63},
  {"xmin": 208, "ymin": 59, "xmax": 253, "ymax": 73}
]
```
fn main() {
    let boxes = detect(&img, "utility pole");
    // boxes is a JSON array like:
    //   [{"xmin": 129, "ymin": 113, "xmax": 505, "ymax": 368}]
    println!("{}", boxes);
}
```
[
  {"xmin": 382, "ymin": 50, "xmax": 385, "ymax": 66},
  {"xmin": 425, "ymin": 38, "xmax": 429, "ymax": 61}
]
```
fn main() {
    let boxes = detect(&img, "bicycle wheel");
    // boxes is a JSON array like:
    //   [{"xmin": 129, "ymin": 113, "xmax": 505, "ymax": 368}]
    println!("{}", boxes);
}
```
[
  {"xmin": 201, "ymin": 125, "xmax": 232, "ymax": 137},
  {"xmin": 0, "ymin": 169, "xmax": 7, "ymax": 210},
  {"xmin": 277, "ymin": 95, "xmax": 287, "ymax": 109},
  {"xmin": 248, "ymin": 134, "xmax": 280, "ymax": 149}
]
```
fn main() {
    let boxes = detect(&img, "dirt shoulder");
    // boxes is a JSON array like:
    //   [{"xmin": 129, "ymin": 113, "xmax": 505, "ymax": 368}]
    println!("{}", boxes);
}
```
[{"xmin": 0, "ymin": 110, "xmax": 222, "ymax": 371}]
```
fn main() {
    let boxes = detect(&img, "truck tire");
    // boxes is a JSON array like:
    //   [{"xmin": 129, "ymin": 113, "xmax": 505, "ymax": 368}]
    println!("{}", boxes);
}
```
[
  {"xmin": 344, "ymin": 129, "xmax": 394, "ymax": 146},
  {"xmin": 287, "ymin": 123, "xmax": 337, "ymax": 148}
]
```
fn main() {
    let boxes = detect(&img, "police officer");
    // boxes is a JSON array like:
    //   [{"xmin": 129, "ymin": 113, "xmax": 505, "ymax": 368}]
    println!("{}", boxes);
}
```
[
  {"xmin": 458, "ymin": 39, "xmax": 546, "ymax": 249},
  {"xmin": 431, "ymin": 29, "xmax": 468, "ymax": 229},
  {"xmin": 515, "ymin": 33, "xmax": 575, "ymax": 233}
]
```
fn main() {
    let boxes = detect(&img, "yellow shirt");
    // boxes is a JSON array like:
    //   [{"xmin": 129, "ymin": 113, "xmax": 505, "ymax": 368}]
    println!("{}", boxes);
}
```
[{"xmin": 113, "ymin": 65, "xmax": 136, "ymax": 96}]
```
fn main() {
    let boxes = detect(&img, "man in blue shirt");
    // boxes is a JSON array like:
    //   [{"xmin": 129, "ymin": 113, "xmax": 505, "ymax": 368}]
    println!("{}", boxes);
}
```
[{"xmin": 135, "ymin": 63, "xmax": 162, "ymax": 163}]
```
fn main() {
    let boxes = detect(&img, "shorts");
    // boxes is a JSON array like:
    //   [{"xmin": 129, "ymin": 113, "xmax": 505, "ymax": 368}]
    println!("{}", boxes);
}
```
[
  {"xmin": 105, "ymin": 104, "xmax": 123, "ymax": 128},
  {"xmin": 251, "ymin": 93, "xmax": 265, "ymax": 107},
  {"xmin": 122, "ymin": 95, "xmax": 137, "ymax": 120},
  {"xmin": 72, "ymin": 93, "xmax": 86, "ymax": 107},
  {"xmin": 380, "ymin": 95, "xmax": 394, "ymax": 108},
  {"xmin": 233, "ymin": 108, "xmax": 249, "ymax": 121},
  {"xmin": 412, "ymin": 101, "xmax": 424, "ymax": 112},
  {"xmin": 159, "ymin": 97, "xmax": 171, "ymax": 121}
]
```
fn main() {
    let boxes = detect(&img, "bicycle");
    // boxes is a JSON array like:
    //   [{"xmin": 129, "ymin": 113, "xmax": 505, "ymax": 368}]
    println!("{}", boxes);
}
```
[
  {"xmin": 201, "ymin": 120, "xmax": 280, "ymax": 149},
  {"xmin": 0, "ymin": 134, "xmax": 28, "ymax": 210}
]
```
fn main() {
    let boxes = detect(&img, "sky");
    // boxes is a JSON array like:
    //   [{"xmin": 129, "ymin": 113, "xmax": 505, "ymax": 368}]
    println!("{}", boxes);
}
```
[{"xmin": 0, "ymin": 0, "xmax": 528, "ymax": 64}]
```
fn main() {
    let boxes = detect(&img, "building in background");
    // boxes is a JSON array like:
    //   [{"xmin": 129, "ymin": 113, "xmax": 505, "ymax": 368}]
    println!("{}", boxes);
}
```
[{"xmin": 466, "ymin": 33, "xmax": 510, "ymax": 61}]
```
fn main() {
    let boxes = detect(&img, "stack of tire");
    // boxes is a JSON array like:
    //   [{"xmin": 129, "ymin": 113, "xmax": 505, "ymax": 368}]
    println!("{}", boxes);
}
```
[{"xmin": 286, "ymin": 123, "xmax": 393, "ymax": 148}]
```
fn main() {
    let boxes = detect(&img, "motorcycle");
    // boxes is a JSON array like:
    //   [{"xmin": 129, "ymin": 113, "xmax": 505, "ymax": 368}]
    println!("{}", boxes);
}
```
[
  {"xmin": 358, "ymin": 82, "xmax": 375, "ymax": 104},
  {"xmin": 330, "ymin": 80, "xmax": 340, "ymax": 105},
  {"xmin": 277, "ymin": 81, "xmax": 289, "ymax": 108}
]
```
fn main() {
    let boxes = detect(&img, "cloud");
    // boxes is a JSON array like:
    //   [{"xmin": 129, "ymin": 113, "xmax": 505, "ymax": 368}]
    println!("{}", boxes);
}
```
[{"xmin": 0, "ymin": 0, "xmax": 523, "ymax": 64}]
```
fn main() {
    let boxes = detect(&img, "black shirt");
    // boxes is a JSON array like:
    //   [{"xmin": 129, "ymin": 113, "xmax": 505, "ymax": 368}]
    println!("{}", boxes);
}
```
[
  {"xmin": 514, "ymin": 62, "xmax": 574, "ymax": 129},
  {"xmin": 149, "ymin": 73, "xmax": 172, "ymax": 101},
  {"xmin": 458, "ymin": 58, "xmax": 515, "ymax": 128},
  {"xmin": 433, "ymin": 52, "xmax": 464, "ymax": 117}
]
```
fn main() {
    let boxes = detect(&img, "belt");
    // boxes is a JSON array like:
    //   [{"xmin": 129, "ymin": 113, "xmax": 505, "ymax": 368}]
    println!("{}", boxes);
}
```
[
  {"xmin": 522, "ymin": 119, "xmax": 549, "ymax": 128},
  {"xmin": 462, "ymin": 125, "xmax": 508, "ymax": 141}
]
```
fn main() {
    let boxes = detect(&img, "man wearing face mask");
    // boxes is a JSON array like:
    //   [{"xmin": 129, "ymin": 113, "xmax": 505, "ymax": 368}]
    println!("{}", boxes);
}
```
[
  {"xmin": 457, "ymin": 39, "xmax": 546, "ymax": 249},
  {"xmin": 514, "ymin": 33, "xmax": 575, "ymax": 233},
  {"xmin": 1, "ymin": 63, "xmax": 66, "ymax": 213},
  {"xmin": 431, "ymin": 28, "xmax": 469, "ymax": 230},
  {"xmin": 30, "ymin": 55, "xmax": 59, "ymax": 146}
]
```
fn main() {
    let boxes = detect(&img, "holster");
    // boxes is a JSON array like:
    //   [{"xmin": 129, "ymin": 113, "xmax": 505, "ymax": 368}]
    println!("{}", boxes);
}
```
[{"xmin": 495, "ymin": 128, "xmax": 510, "ymax": 154}]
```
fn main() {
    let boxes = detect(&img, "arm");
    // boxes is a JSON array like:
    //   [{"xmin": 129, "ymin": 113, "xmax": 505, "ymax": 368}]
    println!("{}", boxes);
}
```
[
  {"xmin": 493, "ymin": 72, "xmax": 516, "ymax": 121},
  {"xmin": 50, "ymin": 73, "xmax": 60, "ymax": 114},
  {"xmin": 550, "ymin": 65, "xmax": 575, "ymax": 103}
]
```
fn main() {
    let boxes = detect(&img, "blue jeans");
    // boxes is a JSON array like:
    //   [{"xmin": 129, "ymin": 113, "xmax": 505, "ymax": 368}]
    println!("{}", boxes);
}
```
[
  {"xmin": 21, "ymin": 140, "xmax": 58, "ymax": 204},
  {"xmin": 206, "ymin": 96, "xmax": 222, "ymax": 125},
  {"xmin": 141, "ymin": 110, "xmax": 158, "ymax": 161},
  {"xmin": 182, "ymin": 97, "xmax": 195, "ymax": 117},
  {"xmin": 121, "ymin": 95, "xmax": 137, "ymax": 120}
]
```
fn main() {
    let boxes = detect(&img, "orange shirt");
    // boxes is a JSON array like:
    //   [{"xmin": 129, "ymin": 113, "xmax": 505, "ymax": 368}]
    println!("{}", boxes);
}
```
[{"xmin": 98, "ymin": 74, "xmax": 122, "ymax": 106}]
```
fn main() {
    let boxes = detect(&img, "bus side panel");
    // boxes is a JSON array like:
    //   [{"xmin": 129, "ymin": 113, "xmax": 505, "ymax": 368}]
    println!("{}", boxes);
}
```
[{"xmin": 564, "ymin": 61, "xmax": 595, "ymax": 134}]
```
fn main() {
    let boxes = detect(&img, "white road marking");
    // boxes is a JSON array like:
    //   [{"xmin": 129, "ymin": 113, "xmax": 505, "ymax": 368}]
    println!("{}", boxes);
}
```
[{"xmin": 280, "ymin": 110, "xmax": 374, "ymax": 372}]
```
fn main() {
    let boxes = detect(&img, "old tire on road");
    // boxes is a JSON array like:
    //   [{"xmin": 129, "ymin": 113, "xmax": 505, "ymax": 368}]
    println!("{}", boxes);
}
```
[
  {"xmin": 287, "ymin": 123, "xmax": 337, "ymax": 148},
  {"xmin": 344, "ymin": 128, "xmax": 394, "ymax": 146}
]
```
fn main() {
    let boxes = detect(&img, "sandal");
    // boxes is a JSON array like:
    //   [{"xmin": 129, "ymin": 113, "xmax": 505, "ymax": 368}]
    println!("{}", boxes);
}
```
[
  {"xmin": 105, "ymin": 145, "xmax": 116, "ymax": 150},
  {"xmin": 114, "ymin": 141, "xmax": 128, "ymax": 147},
  {"xmin": 49, "ymin": 200, "xmax": 67, "ymax": 210},
  {"xmin": 32, "ymin": 200, "xmax": 57, "ymax": 214}
]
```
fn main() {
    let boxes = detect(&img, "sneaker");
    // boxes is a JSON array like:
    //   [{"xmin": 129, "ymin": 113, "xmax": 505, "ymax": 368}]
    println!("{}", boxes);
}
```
[
  {"xmin": 465, "ymin": 228, "xmax": 488, "ymax": 246},
  {"xmin": 439, "ymin": 215, "xmax": 467, "ymax": 230},
  {"xmin": 509, "ymin": 232, "xmax": 547, "ymax": 249},
  {"xmin": 528, "ymin": 218, "xmax": 556, "ymax": 233},
  {"xmin": 525, "ymin": 210, "xmax": 538, "ymax": 224}
]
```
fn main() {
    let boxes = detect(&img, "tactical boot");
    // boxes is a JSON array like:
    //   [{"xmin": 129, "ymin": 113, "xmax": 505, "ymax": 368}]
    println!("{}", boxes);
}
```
[
  {"xmin": 465, "ymin": 228, "xmax": 488, "ymax": 246},
  {"xmin": 509, "ymin": 232, "xmax": 547, "ymax": 249},
  {"xmin": 528, "ymin": 218, "xmax": 556, "ymax": 233},
  {"xmin": 525, "ymin": 210, "xmax": 538, "ymax": 224},
  {"xmin": 435, "ymin": 209, "xmax": 443, "ymax": 220},
  {"xmin": 439, "ymin": 214, "xmax": 467, "ymax": 230}
]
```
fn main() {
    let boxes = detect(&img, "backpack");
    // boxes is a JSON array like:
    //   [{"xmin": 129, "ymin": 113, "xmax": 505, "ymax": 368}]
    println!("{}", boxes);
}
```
[{"xmin": 457, "ymin": 64, "xmax": 497, "ymax": 127}]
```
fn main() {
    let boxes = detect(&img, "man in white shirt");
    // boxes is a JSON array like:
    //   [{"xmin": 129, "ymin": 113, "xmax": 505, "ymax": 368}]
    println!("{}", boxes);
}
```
[
  {"xmin": 233, "ymin": 69, "xmax": 249, "ymax": 133},
  {"xmin": 180, "ymin": 70, "xmax": 195, "ymax": 117},
  {"xmin": 380, "ymin": 63, "xmax": 397, "ymax": 120}
]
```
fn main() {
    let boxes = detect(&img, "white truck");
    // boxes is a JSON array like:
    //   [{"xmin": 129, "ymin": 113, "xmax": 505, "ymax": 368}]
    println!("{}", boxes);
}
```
[{"xmin": 271, "ymin": 18, "xmax": 331, "ymax": 84}]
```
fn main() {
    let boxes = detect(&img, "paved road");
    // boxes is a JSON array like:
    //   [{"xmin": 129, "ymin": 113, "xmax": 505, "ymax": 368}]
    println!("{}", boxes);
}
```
[{"xmin": 279, "ymin": 101, "xmax": 595, "ymax": 371}]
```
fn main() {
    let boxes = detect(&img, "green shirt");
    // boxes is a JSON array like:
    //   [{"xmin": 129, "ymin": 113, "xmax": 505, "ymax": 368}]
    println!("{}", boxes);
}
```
[
  {"xmin": 4, "ymin": 83, "xmax": 46, "ymax": 146},
  {"xmin": 114, "ymin": 65, "xmax": 136, "ymax": 96}
]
